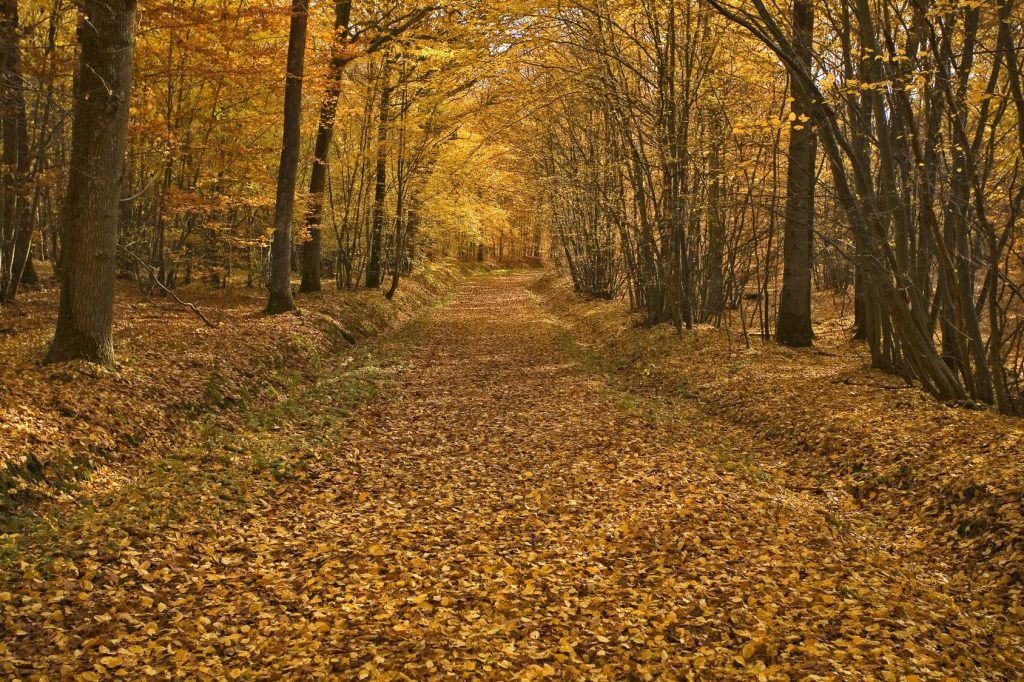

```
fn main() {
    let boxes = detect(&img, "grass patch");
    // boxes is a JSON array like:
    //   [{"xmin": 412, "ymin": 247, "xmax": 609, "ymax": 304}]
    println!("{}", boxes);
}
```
[
  {"xmin": 554, "ymin": 328, "xmax": 609, "ymax": 370},
  {"xmin": 553, "ymin": 327, "xmax": 671, "ymax": 426},
  {"xmin": 713, "ymin": 449, "xmax": 772, "ymax": 482},
  {"xmin": 0, "ymin": 306, "xmax": 430, "ymax": 577}
]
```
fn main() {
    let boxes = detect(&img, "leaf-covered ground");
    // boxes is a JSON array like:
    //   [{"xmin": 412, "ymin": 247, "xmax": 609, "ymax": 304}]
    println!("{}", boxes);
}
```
[
  {"xmin": 2, "ymin": 273, "xmax": 1022, "ymax": 679},
  {"xmin": 533, "ymin": 272, "xmax": 1024, "ymax": 661},
  {"xmin": 0, "ymin": 264, "xmax": 459, "ymax": 515}
]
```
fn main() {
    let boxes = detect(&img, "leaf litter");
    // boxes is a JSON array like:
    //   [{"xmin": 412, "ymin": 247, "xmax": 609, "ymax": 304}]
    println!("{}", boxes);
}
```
[{"xmin": 2, "ymin": 272, "xmax": 1021, "ymax": 679}]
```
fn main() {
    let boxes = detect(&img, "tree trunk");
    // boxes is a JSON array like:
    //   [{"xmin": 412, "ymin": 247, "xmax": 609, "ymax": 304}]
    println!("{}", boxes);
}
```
[
  {"xmin": 18, "ymin": 248, "xmax": 36, "ymax": 284},
  {"xmin": 705, "ymin": 115, "xmax": 726, "ymax": 320},
  {"xmin": 44, "ymin": 0, "xmax": 138, "ymax": 365},
  {"xmin": 0, "ymin": 0, "xmax": 33, "ymax": 303},
  {"xmin": 300, "ymin": 0, "xmax": 353, "ymax": 294},
  {"xmin": 775, "ymin": 0, "xmax": 816, "ymax": 347},
  {"xmin": 365, "ymin": 66, "xmax": 391, "ymax": 289},
  {"xmin": 385, "ymin": 187, "xmax": 406, "ymax": 300},
  {"xmin": 266, "ymin": 0, "xmax": 308, "ymax": 314}
]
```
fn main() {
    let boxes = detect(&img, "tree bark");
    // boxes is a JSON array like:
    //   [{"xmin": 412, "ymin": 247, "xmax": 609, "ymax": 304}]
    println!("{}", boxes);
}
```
[
  {"xmin": 385, "ymin": 188, "xmax": 407, "ymax": 300},
  {"xmin": 705, "ymin": 114, "xmax": 726, "ymax": 319},
  {"xmin": 266, "ymin": 0, "xmax": 308, "ymax": 314},
  {"xmin": 775, "ymin": 0, "xmax": 816, "ymax": 347},
  {"xmin": 44, "ymin": 0, "xmax": 138, "ymax": 365},
  {"xmin": 0, "ymin": 0, "xmax": 33, "ymax": 303},
  {"xmin": 365, "ymin": 63, "xmax": 392, "ymax": 289},
  {"xmin": 299, "ymin": 0, "xmax": 352, "ymax": 294}
]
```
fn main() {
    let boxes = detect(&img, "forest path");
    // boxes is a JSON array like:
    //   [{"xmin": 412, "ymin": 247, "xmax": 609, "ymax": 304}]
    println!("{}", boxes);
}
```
[{"xmin": 4, "ymin": 273, "xmax": 1018, "ymax": 679}]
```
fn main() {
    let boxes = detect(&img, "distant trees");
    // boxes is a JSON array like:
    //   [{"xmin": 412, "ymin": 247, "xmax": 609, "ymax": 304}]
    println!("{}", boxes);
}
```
[
  {"xmin": 525, "ymin": 2, "xmax": 738, "ymax": 325},
  {"xmin": 530, "ymin": 0, "xmax": 1024, "ymax": 414},
  {"xmin": 534, "ymin": 100, "xmax": 620, "ymax": 301},
  {"xmin": 12, "ymin": 0, "xmax": 524, "ymax": 363}
]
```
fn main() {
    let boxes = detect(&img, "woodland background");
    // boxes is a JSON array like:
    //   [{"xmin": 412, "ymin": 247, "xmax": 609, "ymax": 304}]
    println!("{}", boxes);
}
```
[
  {"xmin": 1, "ymin": 0, "xmax": 1023, "ymax": 677},
  {"xmin": 0, "ymin": 0, "xmax": 1020, "ymax": 411}
]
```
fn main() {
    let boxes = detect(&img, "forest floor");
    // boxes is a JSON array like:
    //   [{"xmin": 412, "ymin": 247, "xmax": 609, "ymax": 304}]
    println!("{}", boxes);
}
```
[
  {"xmin": 2, "ymin": 272, "xmax": 1023, "ymax": 680},
  {"xmin": 0, "ymin": 264, "xmax": 461, "ymax": 515}
]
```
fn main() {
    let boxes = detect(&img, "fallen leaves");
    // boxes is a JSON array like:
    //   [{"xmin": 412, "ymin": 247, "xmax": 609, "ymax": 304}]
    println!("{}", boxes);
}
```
[
  {"xmin": 1, "ymin": 272, "xmax": 1022, "ymax": 678},
  {"xmin": 536, "ymin": 272, "xmax": 1024, "ymax": 675},
  {"xmin": 0, "ymin": 266, "xmax": 460, "ymax": 515}
]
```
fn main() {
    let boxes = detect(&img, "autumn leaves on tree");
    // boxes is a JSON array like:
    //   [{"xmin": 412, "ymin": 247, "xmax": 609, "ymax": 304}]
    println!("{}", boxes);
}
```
[
  {"xmin": 0, "ymin": 0, "xmax": 1022, "ymax": 409},
  {"xmin": 2, "ymin": 0, "xmax": 1024, "ymax": 678},
  {"xmin": 1, "ymin": 0, "xmax": 534, "ymax": 364},
  {"xmin": 525, "ymin": 0, "xmax": 1024, "ymax": 414}
]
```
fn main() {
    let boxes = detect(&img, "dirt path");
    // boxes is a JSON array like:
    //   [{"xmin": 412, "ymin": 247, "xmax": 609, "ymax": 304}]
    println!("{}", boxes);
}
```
[{"xmin": 3, "ymin": 274, "xmax": 1019, "ymax": 679}]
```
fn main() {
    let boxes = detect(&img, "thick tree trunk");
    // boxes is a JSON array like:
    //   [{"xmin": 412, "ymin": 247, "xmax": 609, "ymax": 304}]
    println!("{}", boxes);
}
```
[
  {"xmin": 18, "ymin": 247, "xmax": 36, "ymax": 284},
  {"xmin": 44, "ymin": 0, "xmax": 137, "ymax": 365},
  {"xmin": 266, "ymin": 0, "xmax": 308, "ymax": 315},
  {"xmin": 365, "ymin": 67, "xmax": 392, "ymax": 289},
  {"xmin": 300, "ymin": 0, "xmax": 352, "ymax": 294},
  {"xmin": 775, "ymin": 0, "xmax": 816, "ymax": 347},
  {"xmin": 0, "ymin": 0, "xmax": 33, "ymax": 303}
]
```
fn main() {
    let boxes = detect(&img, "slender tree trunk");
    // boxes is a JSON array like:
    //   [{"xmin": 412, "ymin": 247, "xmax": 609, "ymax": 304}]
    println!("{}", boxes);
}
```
[
  {"xmin": 44, "ymin": 0, "xmax": 138, "ymax": 365},
  {"xmin": 403, "ymin": 202, "xmax": 419, "ymax": 274},
  {"xmin": 385, "ymin": 187, "xmax": 407, "ymax": 300},
  {"xmin": 365, "ymin": 64, "xmax": 392, "ymax": 289},
  {"xmin": 300, "ymin": 0, "xmax": 352, "ymax": 294},
  {"xmin": 266, "ymin": 0, "xmax": 308, "ymax": 314},
  {"xmin": 385, "ymin": 216, "xmax": 404, "ymax": 300},
  {"xmin": 706, "ymin": 115, "xmax": 726, "ymax": 319},
  {"xmin": 775, "ymin": 0, "xmax": 816, "ymax": 347}
]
